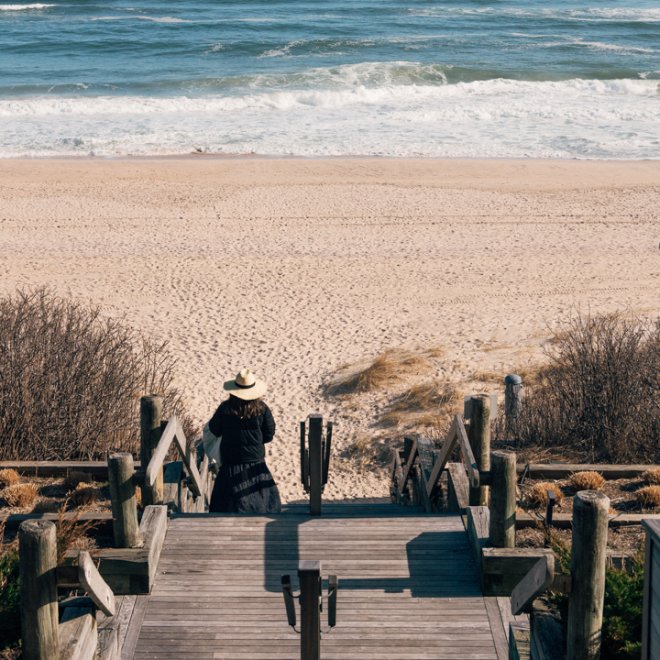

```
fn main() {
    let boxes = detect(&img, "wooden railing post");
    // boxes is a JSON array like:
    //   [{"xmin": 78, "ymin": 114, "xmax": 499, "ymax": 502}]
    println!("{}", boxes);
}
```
[
  {"xmin": 299, "ymin": 560, "xmax": 321, "ymax": 660},
  {"xmin": 308, "ymin": 414, "xmax": 323, "ymax": 516},
  {"xmin": 489, "ymin": 450, "xmax": 516, "ymax": 548},
  {"xmin": 567, "ymin": 491, "xmax": 609, "ymax": 660},
  {"xmin": 108, "ymin": 452, "xmax": 141, "ymax": 548},
  {"xmin": 140, "ymin": 395, "xmax": 164, "ymax": 506},
  {"xmin": 467, "ymin": 394, "xmax": 492, "ymax": 506},
  {"xmin": 504, "ymin": 374, "xmax": 523, "ymax": 438},
  {"xmin": 19, "ymin": 520, "xmax": 59, "ymax": 660}
]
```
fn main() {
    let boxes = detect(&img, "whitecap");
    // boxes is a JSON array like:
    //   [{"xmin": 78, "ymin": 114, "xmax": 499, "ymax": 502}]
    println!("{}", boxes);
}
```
[{"xmin": 0, "ymin": 3, "xmax": 54, "ymax": 10}]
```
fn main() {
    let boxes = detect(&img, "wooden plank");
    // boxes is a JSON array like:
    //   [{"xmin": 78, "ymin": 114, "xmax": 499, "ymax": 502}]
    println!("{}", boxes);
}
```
[
  {"xmin": 98, "ymin": 613, "xmax": 121, "ymax": 660},
  {"xmin": 484, "ymin": 598, "xmax": 508, "ymax": 660},
  {"xmin": 1, "ymin": 511, "xmax": 113, "ymax": 531},
  {"xmin": 482, "ymin": 549, "xmax": 554, "ymax": 597},
  {"xmin": 59, "ymin": 606, "xmax": 97, "ymax": 660},
  {"xmin": 455, "ymin": 415, "xmax": 480, "ymax": 488},
  {"xmin": 145, "ymin": 418, "xmax": 178, "ymax": 489},
  {"xmin": 466, "ymin": 506, "xmax": 490, "ymax": 563},
  {"xmin": 162, "ymin": 461, "xmax": 183, "ymax": 512},
  {"xmin": 78, "ymin": 550, "xmax": 116, "ymax": 617},
  {"xmin": 510, "ymin": 556, "xmax": 554, "ymax": 615},
  {"xmin": 517, "ymin": 463, "xmax": 660, "ymax": 480},
  {"xmin": 173, "ymin": 418, "xmax": 204, "ymax": 498},
  {"xmin": 0, "ymin": 460, "xmax": 126, "ymax": 479},
  {"xmin": 121, "ymin": 595, "xmax": 149, "ymax": 660},
  {"xmin": 447, "ymin": 463, "xmax": 470, "ymax": 513},
  {"xmin": 642, "ymin": 529, "xmax": 653, "ymax": 660},
  {"xmin": 116, "ymin": 595, "xmax": 136, "ymax": 653},
  {"xmin": 509, "ymin": 622, "xmax": 531, "ymax": 660},
  {"xmin": 399, "ymin": 437, "xmax": 419, "ymax": 497},
  {"xmin": 140, "ymin": 505, "xmax": 168, "ymax": 593},
  {"xmin": 426, "ymin": 418, "xmax": 459, "ymax": 495}
]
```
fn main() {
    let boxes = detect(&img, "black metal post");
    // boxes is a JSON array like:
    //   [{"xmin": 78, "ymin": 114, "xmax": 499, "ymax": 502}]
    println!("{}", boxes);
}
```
[
  {"xmin": 299, "ymin": 560, "xmax": 321, "ymax": 660},
  {"xmin": 308, "ymin": 415, "xmax": 323, "ymax": 516}
]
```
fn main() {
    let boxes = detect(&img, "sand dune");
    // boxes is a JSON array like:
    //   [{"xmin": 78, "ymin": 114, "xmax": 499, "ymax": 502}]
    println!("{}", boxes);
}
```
[{"xmin": 0, "ymin": 158, "xmax": 658, "ymax": 501}]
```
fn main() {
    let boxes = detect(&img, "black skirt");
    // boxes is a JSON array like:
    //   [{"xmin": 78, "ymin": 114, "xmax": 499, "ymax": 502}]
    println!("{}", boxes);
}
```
[{"xmin": 209, "ymin": 461, "xmax": 282, "ymax": 513}]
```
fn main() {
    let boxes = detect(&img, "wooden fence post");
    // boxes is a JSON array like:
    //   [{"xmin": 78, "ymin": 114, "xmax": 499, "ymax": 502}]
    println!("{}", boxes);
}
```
[
  {"xmin": 468, "ymin": 394, "xmax": 492, "ymax": 506},
  {"xmin": 19, "ymin": 520, "xmax": 59, "ymax": 660},
  {"xmin": 140, "ymin": 395, "xmax": 164, "ymax": 506},
  {"xmin": 108, "ymin": 452, "xmax": 141, "ymax": 548},
  {"xmin": 308, "ymin": 414, "xmax": 323, "ymax": 516},
  {"xmin": 299, "ymin": 560, "xmax": 321, "ymax": 660},
  {"xmin": 567, "ymin": 491, "xmax": 609, "ymax": 660},
  {"xmin": 489, "ymin": 450, "xmax": 516, "ymax": 548},
  {"xmin": 504, "ymin": 374, "xmax": 523, "ymax": 438}
]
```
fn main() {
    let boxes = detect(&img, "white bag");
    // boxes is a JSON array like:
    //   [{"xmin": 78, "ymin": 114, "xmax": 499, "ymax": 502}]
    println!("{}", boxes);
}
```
[{"xmin": 201, "ymin": 422, "xmax": 222, "ymax": 466}]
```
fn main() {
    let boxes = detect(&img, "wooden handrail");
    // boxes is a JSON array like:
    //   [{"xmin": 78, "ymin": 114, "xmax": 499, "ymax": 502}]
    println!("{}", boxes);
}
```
[
  {"xmin": 77, "ymin": 550, "xmax": 116, "ymax": 617},
  {"xmin": 510, "ymin": 555, "xmax": 555, "ymax": 615},
  {"xmin": 145, "ymin": 416, "xmax": 204, "ymax": 498},
  {"xmin": 454, "ymin": 415, "xmax": 480, "ymax": 489}
]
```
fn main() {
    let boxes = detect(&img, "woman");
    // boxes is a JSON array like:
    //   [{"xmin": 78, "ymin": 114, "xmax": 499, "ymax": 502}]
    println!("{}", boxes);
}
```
[{"xmin": 208, "ymin": 368, "xmax": 282, "ymax": 513}]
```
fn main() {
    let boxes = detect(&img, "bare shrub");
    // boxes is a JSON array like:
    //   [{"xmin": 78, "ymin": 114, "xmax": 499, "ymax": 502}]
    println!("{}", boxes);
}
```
[
  {"xmin": 643, "ymin": 468, "xmax": 660, "ymax": 485},
  {"xmin": 0, "ymin": 471, "xmax": 19, "ymax": 489},
  {"xmin": 325, "ymin": 349, "xmax": 430, "ymax": 395},
  {"xmin": 636, "ymin": 486, "xmax": 660, "ymax": 510},
  {"xmin": 1, "ymin": 483, "xmax": 38, "ymax": 508},
  {"xmin": 525, "ymin": 482, "xmax": 564, "ymax": 509},
  {"xmin": 0, "ymin": 287, "xmax": 197, "ymax": 461},
  {"xmin": 499, "ymin": 313, "xmax": 659, "ymax": 463},
  {"xmin": 570, "ymin": 471, "xmax": 605, "ymax": 491}
]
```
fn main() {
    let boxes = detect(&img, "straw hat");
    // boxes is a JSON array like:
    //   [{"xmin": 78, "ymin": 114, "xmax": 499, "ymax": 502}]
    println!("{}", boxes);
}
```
[{"xmin": 223, "ymin": 368, "xmax": 267, "ymax": 401}]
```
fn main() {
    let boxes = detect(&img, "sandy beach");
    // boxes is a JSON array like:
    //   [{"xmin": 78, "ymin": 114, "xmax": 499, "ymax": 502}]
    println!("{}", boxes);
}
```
[{"xmin": 0, "ymin": 158, "xmax": 658, "ymax": 502}]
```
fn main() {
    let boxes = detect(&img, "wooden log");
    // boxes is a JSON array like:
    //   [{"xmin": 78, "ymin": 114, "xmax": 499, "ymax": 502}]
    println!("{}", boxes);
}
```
[
  {"xmin": 141, "ymin": 395, "xmax": 164, "ymax": 506},
  {"xmin": 446, "ymin": 463, "xmax": 469, "ymax": 513},
  {"xmin": 0, "ymin": 460, "xmax": 127, "ymax": 479},
  {"xmin": 107, "ymin": 453, "xmax": 141, "ymax": 549},
  {"xmin": 298, "ymin": 560, "xmax": 321, "ymax": 660},
  {"xmin": 308, "ymin": 414, "xmax": 323, "ymax": 516},
  {"xmin": 19, "ymin": 520, "xmax": 59, "ymax": 660},
  {"xmin": 77, "ymin": 550, "xmax": 116, "ymax": 617},
  {"xmin": 468, "ymin": 394, "xmax": 492, "ymax": 506},
  {"xmin": 490, "ymin": 450, "xmax": 516, "ymax": 548},
  {"xmin": 58, "ymin": 606, "xmax": 97, "ymax": 660},
  {"xmin": 510, "ymin": 556, "xmax": 555, "ymax": 615},
  {"xmin": 567, "ymin": 491, "xmax": 609, "ymax": 660},
  {"xmin": 482, "ymin": 548, "xmax": 554, "ymax": 597}
]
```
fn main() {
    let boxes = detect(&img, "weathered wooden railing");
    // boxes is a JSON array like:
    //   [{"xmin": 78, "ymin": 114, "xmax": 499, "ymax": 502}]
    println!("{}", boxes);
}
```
[
  {"xmin": 300, "ymin": 414, "xmax": 333, "ymax": 515},
  {"xmin": 391, "ymin": 413, "xmax": 479, "ymax": 513},
  {"xmin": 19, "ymin": 521, "xmax": 121, "ymax": 660}
]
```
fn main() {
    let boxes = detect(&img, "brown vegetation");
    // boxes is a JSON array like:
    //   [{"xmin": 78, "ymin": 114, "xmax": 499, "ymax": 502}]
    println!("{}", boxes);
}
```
[
  {"xmin": 0, "ymin": 483, "xmax": 38, "ymax": 508},
  {"xmin": 499, "ymin": 313, "xmax": 659, "ymax": 463},
  {"xmin": 0, "ymin": 287, "xmax": 197, "ymax": 461},
  {"xmin": 570, "ymin": 471, "xmax": 605, "ymax": 491},
  {"xmin": 0, "ymin": 471, "xmax": 19, "ymax": 489},
  {"xmin": 325, "ymin": 348, "xmax": 431, "ymax": 395},
  {"xmin": 525, "ymin": 482, "xmax": 564, "ymax": 509},
  {"xmin": 636, "ymin": 485, "xmax": 660, "ymax": 510},
  {"xmin": 380, "ymin": 381, "xmax": 460, "ymax": 428},
  {"xmin": 643, "ymin": 468, "xmax": 660, "ymax": 485}
]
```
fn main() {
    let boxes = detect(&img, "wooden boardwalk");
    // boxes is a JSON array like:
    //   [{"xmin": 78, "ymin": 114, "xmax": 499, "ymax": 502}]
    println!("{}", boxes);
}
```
[{"xmin": 123, "ymin": 504, "xmax": 515, "ymax": 659}]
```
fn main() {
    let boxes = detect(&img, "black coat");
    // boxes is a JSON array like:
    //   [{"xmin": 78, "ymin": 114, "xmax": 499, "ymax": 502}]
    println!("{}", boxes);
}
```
[{"xmin": 208, "ymin": 400, "xmax": 276, "ymax": 465}]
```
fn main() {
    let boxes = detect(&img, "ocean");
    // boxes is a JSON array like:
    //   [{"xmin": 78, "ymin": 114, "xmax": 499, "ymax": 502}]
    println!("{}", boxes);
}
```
[{"xmin": 0, "ymin": 0, "xmax": 658, "ymax": 158}]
